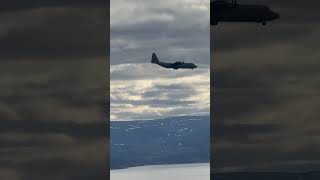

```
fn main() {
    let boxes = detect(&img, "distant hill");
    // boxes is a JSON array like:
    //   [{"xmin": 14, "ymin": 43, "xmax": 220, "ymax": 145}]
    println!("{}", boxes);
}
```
[{"xmin": 110, "ymin": 116, "xmax": 210, "ymax": 170}]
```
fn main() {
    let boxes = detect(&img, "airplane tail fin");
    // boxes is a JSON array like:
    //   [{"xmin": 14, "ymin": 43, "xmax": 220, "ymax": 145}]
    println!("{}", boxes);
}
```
[{"xmin": 151, "ymin": 52, "xmax": 159, "ymax": 64}]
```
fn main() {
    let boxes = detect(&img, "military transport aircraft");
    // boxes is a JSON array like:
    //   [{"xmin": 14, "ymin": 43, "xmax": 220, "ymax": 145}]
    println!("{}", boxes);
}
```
[
  {"xmin": 151, "ymin": 53, "xmax": 198, "ymax": 70},
  {"xmin": 211, "ymin": 0, "xmax": 280, "ymax": 26}
]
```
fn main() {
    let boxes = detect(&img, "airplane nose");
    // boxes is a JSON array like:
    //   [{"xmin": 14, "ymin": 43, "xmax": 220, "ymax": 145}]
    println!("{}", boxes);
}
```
[{"xmin": 274, "ymin": 12, "xmax": 280, "ymax": 19}]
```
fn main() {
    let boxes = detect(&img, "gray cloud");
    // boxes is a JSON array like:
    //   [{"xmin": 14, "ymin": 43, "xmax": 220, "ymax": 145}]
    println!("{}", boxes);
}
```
[
  {"xmin": 211, "ymin": 0, "xmax": 320, "ymax": 172},
  {"xmin": 110, "ymin": 0, "xmax": 210, "ymax": 121},
  {"xmin": 0, "ymin": 7, "xmax": 108, "ymax": 60},
  {"xmin": 0, "ymin": 1, "xmax": 109, "ymax": 180},
  {"xmin": 111, "ymin": 63, "xmax": 209, "ymax": 121},
  {"xmin": 0, "ymin": 63, "xmax": 108, "ymax": 180},
  {"xmin": 111, "ymin": 0, "xmax": 210, "ymax": 65},
  {"xmin": 211, "ymin": 0, "xmax": 320, "ymax": 54},
  {"xmin": 0, "ymin": 0, "xmax": 107, "ymax": 12}
]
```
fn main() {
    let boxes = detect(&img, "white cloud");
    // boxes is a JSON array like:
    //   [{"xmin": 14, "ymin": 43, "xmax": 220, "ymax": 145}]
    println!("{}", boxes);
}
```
[{"xmin": 110, "ymin": 63, "xmax": 210, "ymax": 120}]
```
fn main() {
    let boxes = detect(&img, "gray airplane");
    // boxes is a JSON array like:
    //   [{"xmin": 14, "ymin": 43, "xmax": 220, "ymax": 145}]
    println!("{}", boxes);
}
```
[
  {"xmin": 151, "ymin": 53, "xmax": 198, "ymax": 70},
  {"xmin": 211, "ymin": 0, "xmax": 280, "ymax": 26}
]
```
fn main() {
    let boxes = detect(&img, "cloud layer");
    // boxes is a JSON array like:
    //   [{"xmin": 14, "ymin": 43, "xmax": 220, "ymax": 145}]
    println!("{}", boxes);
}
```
[
  {"xmin": 0, "ymin": 1, "xmax": 109, "ymax": 179},
  {"xmin": 211, "ymin": 0, "xmax": 320, "ymax": 173},
  {"xmin": 111, "ymin": 63, "xmax": 209, "ymax": 120},
  {"xmin": 111, "ymin": 0, "xmax": 210, "ymax": 65},
  {"xmin": 110, "ymin": 0, "xmax": 210, "ymax": 121}
]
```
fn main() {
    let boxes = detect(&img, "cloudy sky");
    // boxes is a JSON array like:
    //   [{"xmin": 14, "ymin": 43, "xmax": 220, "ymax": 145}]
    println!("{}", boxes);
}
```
[
  {"xmin": 0, "ymin": 1, "xmax": 108, "ymax": 179},
  {"xmin": 1, "ymin": 0, "xmax": 320, "ymax": 178},
  {"xmin": 110, "ymin": 0, "xmax": 210, "ymax": 121},
  {"xmin": 211, "ymin": 0, "xmax": 320, "ymax": 173}
]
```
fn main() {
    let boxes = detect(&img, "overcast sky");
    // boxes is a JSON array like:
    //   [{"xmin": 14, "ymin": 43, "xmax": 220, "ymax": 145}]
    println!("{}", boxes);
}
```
[
  {"xmin": 211, "ymin": 0, "xmax": 320, "ymax": 173},
  {"xmin": 1, "ymin": 0, "xmax": 320, "ymax": 178},
  {"xmin": 110, "ymin": 0, "xmax": 210, "ymax": 121},
  {"xmin": 0, "ymin": 1, "xmax": 108, "ymax": 179}
]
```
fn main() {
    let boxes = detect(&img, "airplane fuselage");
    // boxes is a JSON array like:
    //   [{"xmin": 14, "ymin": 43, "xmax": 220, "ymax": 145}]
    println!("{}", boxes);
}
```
[
  {"xmin": 211, "ymin": 2, "xmax": 279, "ymax": 25},
  {"xmin": 156, "ymin": 61, "xmax": 198, "ymax": 70}
]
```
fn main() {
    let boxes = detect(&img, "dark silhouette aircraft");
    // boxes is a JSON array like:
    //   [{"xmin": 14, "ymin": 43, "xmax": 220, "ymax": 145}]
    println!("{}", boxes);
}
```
[
  {"xmin": 211, "ymin": 0, "xmax": 280, "ymax": 26},
  {"xmin": 151, "ymin": 53, "xmax": 198, "ymax": 70}
]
